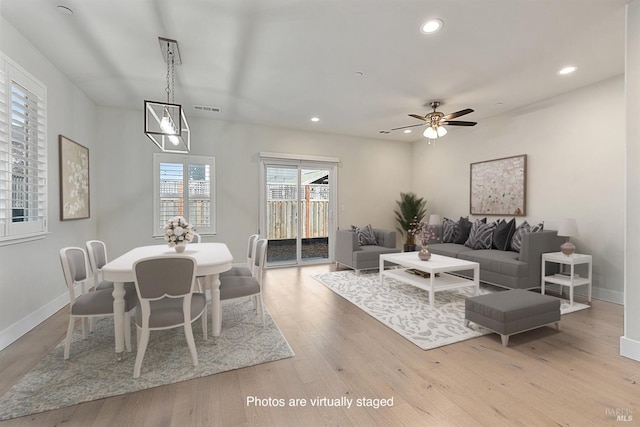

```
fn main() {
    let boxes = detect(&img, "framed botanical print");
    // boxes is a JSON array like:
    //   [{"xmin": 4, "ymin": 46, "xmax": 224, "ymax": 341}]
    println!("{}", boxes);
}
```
[
  {"xmin": 470, "ymin": 154, "xmax": 526, "ymax": 216},
  {"xmin": 59, "ymin": 135, "xmax": 90, "ymax": 220}
]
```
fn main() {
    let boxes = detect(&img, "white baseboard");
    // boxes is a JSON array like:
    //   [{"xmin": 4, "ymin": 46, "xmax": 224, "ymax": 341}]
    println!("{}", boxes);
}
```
[
  {"xmin": 0, "ymin": 291, "xmax": 69, "ymax": 352},
  {"xmin": 544, "ymin": 284, "xmax": 624, "ymax": 305},
  {"xmin": 620, "ymin": 336, "xmax": 640, "ymax": 362}
]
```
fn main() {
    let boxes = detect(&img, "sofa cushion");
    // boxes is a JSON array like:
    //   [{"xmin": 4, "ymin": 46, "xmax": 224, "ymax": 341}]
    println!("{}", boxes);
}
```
[
  {"xmin": 493, "ymin": 218, "xmax": 516, "ymax": 251},
  {"xmin": 465, "ymin": 219, "xmax": 496, "ymax": 249},
  {"xmin": 428, "ymin": 243, "xmax": 473, "ymax": 258},
  {"xmin": 454, "ymin": 217, "xmax": 473, "ymax": 244},
  {"xmin": 458, "ymin": 249, "xmax": 528, "ymax": 278},
  {"xmin": 353, "ymin": 224, "xmax": 377, "ymax": 246},
  {"xmin": 352, "ymin": 245, "xmax": 399, "ymax": 263},
  {"xmin": 442, "ymin": 217, "xmax": 459, "ymax": 243}
]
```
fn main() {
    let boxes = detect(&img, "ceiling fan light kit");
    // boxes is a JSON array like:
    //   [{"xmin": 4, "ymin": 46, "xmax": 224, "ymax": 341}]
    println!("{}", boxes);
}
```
[
  {"xmin": 144, "ymin": 37, "xmax": 191, "ymax": 153},
  {"xmin": 391, "ymin": 101, "xmax": 477, "ymax": 140}
]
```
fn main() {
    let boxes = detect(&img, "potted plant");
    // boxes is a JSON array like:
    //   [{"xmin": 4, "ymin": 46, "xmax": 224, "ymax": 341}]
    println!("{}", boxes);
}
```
[{"xmin": 394, "ymin": 192, "xmax": 427, "ymax": 251}]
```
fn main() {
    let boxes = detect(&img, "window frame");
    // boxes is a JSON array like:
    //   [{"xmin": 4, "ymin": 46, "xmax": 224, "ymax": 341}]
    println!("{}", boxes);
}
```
[
  {"xmin": 0, "ymin": 52, "xmax": 48, "ymax": 246},
  {"xmin": 153, "ymin": 153, "xmax": 216, "ymax": 237}
]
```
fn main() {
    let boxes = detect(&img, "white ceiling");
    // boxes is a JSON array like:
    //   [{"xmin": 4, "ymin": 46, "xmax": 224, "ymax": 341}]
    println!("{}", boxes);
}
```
[{"xmin": 0, "ymin": 0, "xmax": 628, "ymax": 142}]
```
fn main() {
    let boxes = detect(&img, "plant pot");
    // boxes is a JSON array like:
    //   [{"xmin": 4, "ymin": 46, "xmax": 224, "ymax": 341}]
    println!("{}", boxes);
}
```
[
  {"xmin": 174, "ymin": 243, "xmax": 186, "ymax": 253},
  {"xmin": 403, "ymin": 244, "xmax": 417, "ymax": 252}
]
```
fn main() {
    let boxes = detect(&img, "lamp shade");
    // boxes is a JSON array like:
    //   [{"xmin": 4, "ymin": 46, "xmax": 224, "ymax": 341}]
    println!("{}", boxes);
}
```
[
  {"xmin": 557, "ymin": 218, "xmax": 578, "ymax": 237},
  {"xmin": 423, "ymin": 126, "xmax": 438, "ymax": 139},
  {"xmin": 428, "ymin": 214, "xmax": 441, "ymax": 225}
]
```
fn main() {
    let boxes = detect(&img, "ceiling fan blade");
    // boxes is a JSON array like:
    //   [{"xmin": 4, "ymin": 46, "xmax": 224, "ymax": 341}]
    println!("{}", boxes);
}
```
[
  {"xmin": 442, "ymin": 120, "xmax": 477, "ymax": 126},
  {"xmin": 408, "ymin": 114, "xmax": 427, "ymax": 122},
  {"xmin": 391, "ymin": 123, "xmax": 427, "ymax": 131},
  {"xmin": 443, "ymin": 108, "xmax": 474, "ymax": 120}
]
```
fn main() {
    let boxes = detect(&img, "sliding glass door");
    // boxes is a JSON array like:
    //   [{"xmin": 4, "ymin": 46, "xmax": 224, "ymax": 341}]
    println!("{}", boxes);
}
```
[{"xmin": 260, "ymin": 156, "xmax": 336, "ymax": 266}]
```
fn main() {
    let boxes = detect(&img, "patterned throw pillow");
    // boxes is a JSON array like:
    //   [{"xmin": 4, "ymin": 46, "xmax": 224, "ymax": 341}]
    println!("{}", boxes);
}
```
[
  {"xmin": 509, "ymin": 221, "xmax": 543, "ymax": 252},
  {"xmin": 465, "ymin": 219, "xmax": 497, "ymax": 249},
  {"xmin": 354, "ymin": 224, "xmax": 377, "ymax": 246},
  {"xmin": 442, "ymin": 217, "xmax": 459, "ymax": 243},
  {"xmin": 510, "ymin": 221, "xmax": 530, "ymax": 252}
]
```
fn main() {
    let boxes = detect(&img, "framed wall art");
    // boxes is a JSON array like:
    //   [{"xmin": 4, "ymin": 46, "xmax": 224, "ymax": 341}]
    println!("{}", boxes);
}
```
[
  {"xmin": 470, "ymin": 154, "xmax": 526, "ymax": 216},
  {"xmin": 59, "ymin": 135, "xmax": 90, "ymax": 220}
]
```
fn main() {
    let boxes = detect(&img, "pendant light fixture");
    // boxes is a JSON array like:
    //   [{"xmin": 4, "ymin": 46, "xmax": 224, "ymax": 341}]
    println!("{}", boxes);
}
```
[{"xmin": 144, "ymin": 37, "xmax": 190, "ymax": 153}]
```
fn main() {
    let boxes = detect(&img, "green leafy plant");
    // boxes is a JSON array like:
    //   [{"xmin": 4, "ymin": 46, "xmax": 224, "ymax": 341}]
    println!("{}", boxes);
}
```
[{"xmin": 394, "ymin": 192, "xmax": 427, "ymax": 245}]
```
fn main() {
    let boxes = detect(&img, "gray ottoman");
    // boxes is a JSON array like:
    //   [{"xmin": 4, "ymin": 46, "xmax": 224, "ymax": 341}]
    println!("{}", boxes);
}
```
[{"xmin": 465, "ymin": 289, "xmax": 561, "ymax": 346}]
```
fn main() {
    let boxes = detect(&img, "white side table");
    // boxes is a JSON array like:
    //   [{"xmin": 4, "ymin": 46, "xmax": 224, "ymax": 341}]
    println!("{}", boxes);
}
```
[{"xmin": 541, "ymin": 252, "xmax": 592, "ymax": 305}]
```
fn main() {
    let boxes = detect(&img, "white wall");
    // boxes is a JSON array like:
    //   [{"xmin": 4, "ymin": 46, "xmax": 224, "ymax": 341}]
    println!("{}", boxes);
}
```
[
  {"xmin": 0, "ymin": 18, "xmax": 98, "ymax": 349},
  {"xmin": 94, "ymin": 107, "xmax": 413, "ymax": 261},
  {"xmin": 411, "ymin": 76, "xmax": 625, "ymax": 303},
  {"xmin": 621, "ymin": 0, "xmax": 640, "ymax": 362}
]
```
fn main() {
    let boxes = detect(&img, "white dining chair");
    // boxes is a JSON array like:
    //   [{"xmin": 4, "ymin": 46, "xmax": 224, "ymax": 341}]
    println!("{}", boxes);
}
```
[
  {"xmin": 59, "ymin": 247, "xmax": 137, "ymax": 360},
  {"xmin": 132, "ymin": 255, "xmax": 207, "ymax": 378},
  {"xmin": 219, "ymin": 238, "xmax": 267, "ymax": 326},
  {"xmin": 219, "ymin": 234, "xmax": 259, "ymax": 278},
  {"xmin": 86, "ymin": 240, "xmax": 136, "ymax": 292}
]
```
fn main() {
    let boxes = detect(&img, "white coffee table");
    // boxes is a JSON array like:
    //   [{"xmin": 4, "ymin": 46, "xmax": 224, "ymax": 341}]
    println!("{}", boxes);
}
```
[{"xmin": 379, "ymin": 252, "xmax": 480, "ymax": 308}]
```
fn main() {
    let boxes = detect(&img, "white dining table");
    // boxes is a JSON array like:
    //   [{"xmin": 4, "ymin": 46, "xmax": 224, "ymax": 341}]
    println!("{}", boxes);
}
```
[{"xmin": 102, "ymin": 242, "xmax": 233, "ymax": 360}]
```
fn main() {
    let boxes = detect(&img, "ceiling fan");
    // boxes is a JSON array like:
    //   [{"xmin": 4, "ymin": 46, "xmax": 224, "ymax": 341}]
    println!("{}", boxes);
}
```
[{"xmin": 390, "ymin": 101, "xmax": 477, "ymax": 139}]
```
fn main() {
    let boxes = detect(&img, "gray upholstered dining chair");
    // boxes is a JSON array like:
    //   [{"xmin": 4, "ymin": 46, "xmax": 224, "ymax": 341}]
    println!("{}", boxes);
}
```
[
  {"xmin": 86, "ymin": 240, "xmax": 135, "ymax": 292},
  {"xmin": 132, "ymin": 256, "xmax": 207, "ymax": 378},
  {"xmin": 219, "ymin": 233, "xmax": 259, "ymax": 278},
  {"xmin": 59, "ymin": 246, "xmax": 138, "ymax": 360},
  {"xmin": 219, "ymin": 238, "xmax": 267, "ymax": 326},
  {"xmin": 191, "ymin": 233, "xmax": 201, "ymax": 243}
]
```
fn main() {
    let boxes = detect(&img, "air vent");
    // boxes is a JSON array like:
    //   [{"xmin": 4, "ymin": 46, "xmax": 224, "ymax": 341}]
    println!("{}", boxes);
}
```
[{"xmin": 194, "ymin": 105, "xmax": 220, "ymax": 113}]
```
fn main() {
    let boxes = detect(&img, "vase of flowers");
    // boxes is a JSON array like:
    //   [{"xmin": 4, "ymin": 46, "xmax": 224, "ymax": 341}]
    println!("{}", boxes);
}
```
[
  {"xmin": 163, "ymin": 216, "xmax": 194, "ymax": 253},
  {"xmin": 409, "ymin": 219, "xmax": 437, "ymax": 261}
]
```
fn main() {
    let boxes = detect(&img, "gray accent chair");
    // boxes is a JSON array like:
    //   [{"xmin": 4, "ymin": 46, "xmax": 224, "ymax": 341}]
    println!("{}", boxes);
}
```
[
  {"xmin": 219, "ymin": 238, "xmax": 267, "ymax": 326},
  {"xmin": 335, "ymin": 228, "xmax": 400, "ymax": 275},
  {"xmin": 59, "ymin": 246, "xmax": 138, "ymax": 360},
  {"xmin": 132, "ymin": 256, "xmax": 207, "ymax": 378}
]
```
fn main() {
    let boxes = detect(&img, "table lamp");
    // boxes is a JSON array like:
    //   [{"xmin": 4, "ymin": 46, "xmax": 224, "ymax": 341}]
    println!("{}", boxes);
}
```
[
  {"xmin": 557, "ymin": 218, "xmax": 578, "ymax": 256},
  {"xmin": 428, "ymin": 214, "xmax": 441, "ymax": 242}
]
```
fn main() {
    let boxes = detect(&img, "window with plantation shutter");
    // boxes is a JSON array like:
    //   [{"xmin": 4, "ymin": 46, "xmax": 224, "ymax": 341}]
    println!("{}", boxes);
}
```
[
  {"xmin": 0, "ymin": 53, "xmax": 47, "ymax": 245},
  {"xmin": 153, "ymin": 153, "xmax": 215, "ymax": 236}
]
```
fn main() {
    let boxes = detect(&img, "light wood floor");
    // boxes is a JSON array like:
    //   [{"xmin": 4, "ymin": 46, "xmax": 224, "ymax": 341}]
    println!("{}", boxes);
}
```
[{"xmin": 0, "ymin": 264, "xmax": 638, "ymax": 426}]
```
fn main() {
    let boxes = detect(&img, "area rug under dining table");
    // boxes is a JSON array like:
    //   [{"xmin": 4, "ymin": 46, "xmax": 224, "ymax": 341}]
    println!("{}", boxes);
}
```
[
  {"xmin": 312, "ymin": 270, "xmax": 590, "ymax": 350},
  {"xmin": 0, "ymin": 299, "xmax": 294, "ymax": 421}
]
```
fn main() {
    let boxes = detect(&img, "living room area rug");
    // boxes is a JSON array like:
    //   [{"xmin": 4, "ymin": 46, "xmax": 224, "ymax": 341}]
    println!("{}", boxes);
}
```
[
  {"xmin": 312, "ymin": 270, "xmax": 590, "ymax": 351},
  {"xmin": 0, "ymin": 299, "xmax": 294, "ymax": 421}
]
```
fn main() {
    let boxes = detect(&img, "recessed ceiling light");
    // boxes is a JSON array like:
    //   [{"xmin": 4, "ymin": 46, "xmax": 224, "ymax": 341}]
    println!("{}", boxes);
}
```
[
  {"xmin": 403, "ymin": 129, "xmax": 412, "ymax": 134},
  {"xmin": 421, "ymin": 19, "xmax": 443, "ymax": 34},
  {"xmin": 57, "ymin": 5, "xmax": 73, "ymax": 15},
  {"xmin": 310, "ymin": 117, "xmax": 320, "ymax": 122},
  {"xmin": 354, "ymin": 71, "xmax": 364, "ymax": 77},
  {"xmin": 558, "ymin": 66, "xmax": 577, "ymax": 75}
]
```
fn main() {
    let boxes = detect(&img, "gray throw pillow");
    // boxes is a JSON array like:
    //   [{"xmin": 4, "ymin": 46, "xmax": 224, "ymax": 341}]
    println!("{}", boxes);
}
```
[
  {"xmin": 454, "ymin": 217, "xmax": 474, "ymax": 244},
  {"xmin": 442, "ymin": 217, "xmax": 459, "ymax": 243},
  {"xmin": 492, "ymin": 218, "xmax": 516, "ymax": 251},
  {"xmin": 465, "ymin": 219, "xmax": 497, "ymax": 249},
  {"xmin": 354, "ymin": 224, "xmax": 377, "ymax": 246}
]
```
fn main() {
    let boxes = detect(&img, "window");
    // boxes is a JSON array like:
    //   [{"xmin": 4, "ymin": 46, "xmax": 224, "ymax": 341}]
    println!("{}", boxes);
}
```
[
  {"xmin": 153, "ymin": 153, "xmax": 215, "ymax": 236},
  {"xmin": 0, "ymin": 53, "xmax": 47, "ymax": 244}
]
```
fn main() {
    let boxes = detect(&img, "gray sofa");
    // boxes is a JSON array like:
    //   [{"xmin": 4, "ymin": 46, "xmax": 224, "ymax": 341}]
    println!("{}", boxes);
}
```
[
  {"xmin": 428, "ymin": 230, "xmax": 564, "ymax": 289},
  {"xmin": 336, "ymin": 228, "xmax": 400, "ymax": 274}
]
